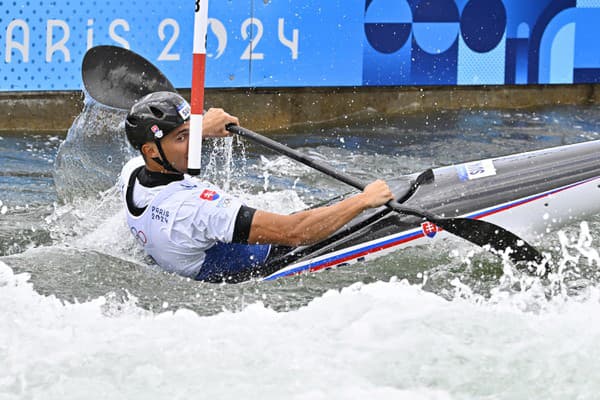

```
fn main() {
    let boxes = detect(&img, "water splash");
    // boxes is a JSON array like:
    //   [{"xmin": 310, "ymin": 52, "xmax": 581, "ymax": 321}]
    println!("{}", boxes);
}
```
[
  {"xmin": 53, "ymin": 99, "xmax": 134, "ymax": 202},
  {"xmin": 200, "ymin": 136, "xmax": 250, "ymax": 192},
  {"xmin": 556, "ymin": 221, "xmax": 600, "ymax": 273}
]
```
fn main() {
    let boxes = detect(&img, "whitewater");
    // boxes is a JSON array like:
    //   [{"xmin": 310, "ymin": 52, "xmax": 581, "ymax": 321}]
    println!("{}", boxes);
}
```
[{"xmin": 1, "ymin": 103, "xmax": 600, "ymax": 399}]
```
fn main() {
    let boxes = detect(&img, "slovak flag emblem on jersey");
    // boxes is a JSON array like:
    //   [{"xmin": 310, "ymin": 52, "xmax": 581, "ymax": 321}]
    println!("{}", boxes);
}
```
[
  {"xmin": 421, "ymin": 221, "xmax": 442, "ymax": 238},
  {"xmin": 200, "ymin": 189, "xmax": 220, "ymax": 201}
]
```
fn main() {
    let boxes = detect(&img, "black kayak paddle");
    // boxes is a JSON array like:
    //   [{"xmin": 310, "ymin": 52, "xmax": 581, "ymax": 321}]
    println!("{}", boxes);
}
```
[{"xmin": 82, "ymin": 45, "xmax": 175, "ymax": 110}]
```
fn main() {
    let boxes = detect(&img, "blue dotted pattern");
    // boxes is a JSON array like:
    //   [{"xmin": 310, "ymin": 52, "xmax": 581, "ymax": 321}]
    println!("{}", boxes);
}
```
[
  {"xmin": 0, "ymin": 0, "xmax": 192, "ymax": 91},
  {"xmin": 458, "ymin": 31, "xmax": 507, "ymax": 84},
  {"xmin": 577, "ymin": 0, "xmax": 600, "ymax": 7}
]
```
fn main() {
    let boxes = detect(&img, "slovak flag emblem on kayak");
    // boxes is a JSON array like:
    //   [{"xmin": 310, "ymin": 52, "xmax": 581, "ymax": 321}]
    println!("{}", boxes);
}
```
[
  {"xmin": 200, "ymin": 189, "xmax": 220, "ymax": 201},
  {"xmin": 421, "ymin": 221, "xmax": 442, "ymax": 238}
]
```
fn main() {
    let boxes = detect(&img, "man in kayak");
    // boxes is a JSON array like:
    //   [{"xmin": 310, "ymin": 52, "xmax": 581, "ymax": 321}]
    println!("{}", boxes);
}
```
[{"xmin": 119, "ymin": 91, "xmax": 394, "ymax": 282}]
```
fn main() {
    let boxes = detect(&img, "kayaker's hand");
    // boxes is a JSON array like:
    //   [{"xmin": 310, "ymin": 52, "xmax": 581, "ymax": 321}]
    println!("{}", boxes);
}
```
[
  {"xmin": 360, "ymin": 179, "xmax": 394, "ymax": 208},
  {"xmin": 202, "ymin": 108, "xmax": 239, "ymax": 138}
]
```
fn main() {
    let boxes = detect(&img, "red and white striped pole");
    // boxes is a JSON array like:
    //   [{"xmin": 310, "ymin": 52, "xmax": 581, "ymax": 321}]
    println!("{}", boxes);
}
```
[{"xmin": 188, "ymin": 0, "xmax": 209, "ymax": 176}]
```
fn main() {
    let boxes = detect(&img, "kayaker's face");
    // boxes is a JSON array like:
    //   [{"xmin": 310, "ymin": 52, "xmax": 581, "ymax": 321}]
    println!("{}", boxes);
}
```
[{"xmin": 159, "ymin": 121, "xmax": 190, "ymax": 173}]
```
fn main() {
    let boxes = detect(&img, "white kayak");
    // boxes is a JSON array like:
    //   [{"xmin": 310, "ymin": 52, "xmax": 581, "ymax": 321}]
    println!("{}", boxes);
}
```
[{"xmin": 256, "ymin": 139, "xmax": 600, "ymax": 281}]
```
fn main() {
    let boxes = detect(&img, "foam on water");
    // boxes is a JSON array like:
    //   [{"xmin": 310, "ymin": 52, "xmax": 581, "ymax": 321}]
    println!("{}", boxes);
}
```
[{"xmin": 2, "ymin": 256, "xmax": 600, "ymax": 400}]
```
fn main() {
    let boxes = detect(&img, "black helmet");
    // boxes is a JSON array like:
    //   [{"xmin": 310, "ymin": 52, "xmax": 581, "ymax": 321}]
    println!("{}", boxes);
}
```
[{"xmin": 125, "ymin": 91, "xmax": 191, "ymax": 150}]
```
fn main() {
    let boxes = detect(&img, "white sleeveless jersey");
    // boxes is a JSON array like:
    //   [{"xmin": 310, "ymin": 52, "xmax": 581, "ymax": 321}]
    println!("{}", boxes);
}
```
[{"xmin": 119, "ymin": 157, "xmax": 244, "ymax": 278}]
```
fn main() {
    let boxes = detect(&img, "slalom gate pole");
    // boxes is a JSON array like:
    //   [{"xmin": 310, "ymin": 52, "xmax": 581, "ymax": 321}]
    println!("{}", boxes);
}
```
[{"xmin": 188, "ymin": 0, "xmax": 209, "ymax": 175}]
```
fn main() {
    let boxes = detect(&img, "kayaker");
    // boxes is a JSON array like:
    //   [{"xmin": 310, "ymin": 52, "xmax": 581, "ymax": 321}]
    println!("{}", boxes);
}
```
[{"xmin": 119, "ymin": 91, "xmax": 394, "ymax": 282}]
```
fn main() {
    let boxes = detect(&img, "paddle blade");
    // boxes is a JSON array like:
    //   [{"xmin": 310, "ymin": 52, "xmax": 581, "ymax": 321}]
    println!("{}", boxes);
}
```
[
  {"xmin": 82, "ymin": 45, "xmax": 176, "ymax": 110},
  {"xmin": 432, "ymin": 217, "xmax": 545, "ymax": 266}
]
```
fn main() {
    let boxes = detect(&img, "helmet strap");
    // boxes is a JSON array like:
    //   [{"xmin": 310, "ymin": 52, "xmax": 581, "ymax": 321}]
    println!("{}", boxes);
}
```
[{"xmin": 152, "ymin": 139, "xmax": 182, "ymax": 174}]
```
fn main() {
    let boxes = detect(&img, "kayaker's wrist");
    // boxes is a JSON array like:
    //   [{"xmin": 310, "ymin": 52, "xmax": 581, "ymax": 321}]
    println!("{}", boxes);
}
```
[{"xmin": 354, "ymin": 193, "xmax": 371, "ymax": 210}]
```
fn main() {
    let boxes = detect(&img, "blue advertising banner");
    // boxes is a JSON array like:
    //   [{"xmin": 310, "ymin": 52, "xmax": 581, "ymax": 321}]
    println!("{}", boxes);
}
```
[
  {"xmin": 363, "ymin": 0, "xmax": 600, "ymax": 85},
  {"xmin": 1, "ymin": 0, "xmax": 599, "ymax": 91}
]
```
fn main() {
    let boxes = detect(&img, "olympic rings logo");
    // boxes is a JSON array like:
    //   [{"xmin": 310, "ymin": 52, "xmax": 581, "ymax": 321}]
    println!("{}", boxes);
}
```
[{"xmin": 130, "ymin": 227, "xmax": 147, "ymax": 246}]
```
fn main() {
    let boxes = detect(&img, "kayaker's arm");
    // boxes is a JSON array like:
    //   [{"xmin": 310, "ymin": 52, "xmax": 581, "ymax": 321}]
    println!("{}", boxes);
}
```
[{"xmin": 246, "ymin": 180, "xmax": 394, "ymax": 247}]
